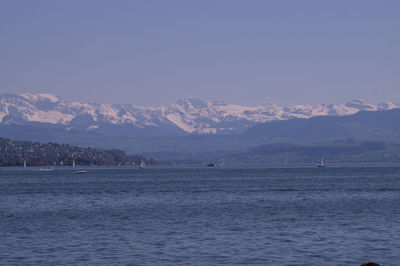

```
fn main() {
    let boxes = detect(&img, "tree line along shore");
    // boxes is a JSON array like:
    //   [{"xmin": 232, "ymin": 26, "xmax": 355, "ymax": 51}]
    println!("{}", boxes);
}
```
[{"xmin": 0, "ymin": 137, "xmax": 158, "ymax": 167}]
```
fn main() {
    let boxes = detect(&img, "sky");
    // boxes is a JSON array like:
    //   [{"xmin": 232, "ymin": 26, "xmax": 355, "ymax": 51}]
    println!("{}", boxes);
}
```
[{"xmin": 0, "ymin": 0, "xmax": 399, "ymax": 106}]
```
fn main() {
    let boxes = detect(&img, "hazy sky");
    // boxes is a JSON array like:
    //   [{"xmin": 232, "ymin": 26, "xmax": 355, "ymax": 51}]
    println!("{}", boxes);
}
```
[{"xmin": 0, "ymin": 0, "xmax": 399, "ymax": 106}]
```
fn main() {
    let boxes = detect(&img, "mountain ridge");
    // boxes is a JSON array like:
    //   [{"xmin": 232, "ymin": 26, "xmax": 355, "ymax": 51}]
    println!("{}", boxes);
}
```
[
  {"xmin": 1, "ymin": 108, "xmax": 400, "ymax": 161},
  {"xmin": 0, "ymin": 93, "xmax": 398, "ymax": 136}
]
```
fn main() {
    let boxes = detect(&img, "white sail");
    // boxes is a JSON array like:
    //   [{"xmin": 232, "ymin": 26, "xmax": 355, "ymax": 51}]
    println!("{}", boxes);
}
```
[
  {"xmin": 318, "ymin": 157, "xmax": 325, "ymax": 167},
  {"xmin": 23, "ymin": 160, "xmax": 27, "ymax": 168},
  {"xmin": 72, "ymin": 159, "xmax": 76, "ymax": 167}
]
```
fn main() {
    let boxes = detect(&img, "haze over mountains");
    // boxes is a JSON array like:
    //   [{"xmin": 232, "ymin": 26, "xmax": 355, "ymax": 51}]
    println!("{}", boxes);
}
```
[{"xmin": 0, "ymin": 93, "xmax": 398, "ymax": 136}]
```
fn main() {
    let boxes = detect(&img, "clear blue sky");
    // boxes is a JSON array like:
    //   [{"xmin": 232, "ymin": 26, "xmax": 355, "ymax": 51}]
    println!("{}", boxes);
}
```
[{"xmin": 0, "ymin": 0, "xmax": 399, "ymax": 106}]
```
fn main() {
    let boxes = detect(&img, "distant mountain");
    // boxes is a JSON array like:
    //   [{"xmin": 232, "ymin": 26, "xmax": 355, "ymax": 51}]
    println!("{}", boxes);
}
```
[
  {"xmin": 243, "ymin": 108, "xmax": 400, "ymax": 143},
  {"xmin": 141, "ymin": 108, "xmax": 400, "ymax": 162},
  {"xmin": 147, "ymin": 109, "xmax": 400, "ymax": 163},
  {"xmin": 1, "ymin": 98, "xmax": 400, "ymax": 162},
  {"xmin": 0, "ymin": 93, "xmax": 397, "ymax": 136}
]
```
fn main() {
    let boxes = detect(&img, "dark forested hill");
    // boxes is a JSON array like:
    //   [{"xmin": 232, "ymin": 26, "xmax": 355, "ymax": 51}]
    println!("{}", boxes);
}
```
[
  {"xmin": 243, "ymin": 108, "xmax": 400, "ymax": 143},
  {"xmin": 0, "ymin": 137, "xmax": 157, "ymax": 166},
  {"xmin": 221, "ymin": 141, "xmax": 400, "ymax": 164}
]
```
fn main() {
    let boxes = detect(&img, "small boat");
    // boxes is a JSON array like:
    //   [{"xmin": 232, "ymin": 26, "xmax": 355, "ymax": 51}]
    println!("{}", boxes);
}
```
[
  {"xmin": 207, "ymin": 163, "xmax": 216, "ymax": 167},
  {"xmin": 72, "ymin": 159, "xmax": 76, "ymax": 167},
  {"xmin": 23, "ymin": 159, "xmax": 27, "ymax": 168},
  {"xmin": 139, "ymin": 160, "xmax": 146, "ymax": 169},
  {"xmin": 318, "ymin": 157, "xmax": 326, "ymax": 168},
  {"xmin": 219, "ymin": 161, "xmax": 224, "ymax": 168},
  {"xmin": 73, "ymin": 170, "xmax": 87, "ymax": 174}
]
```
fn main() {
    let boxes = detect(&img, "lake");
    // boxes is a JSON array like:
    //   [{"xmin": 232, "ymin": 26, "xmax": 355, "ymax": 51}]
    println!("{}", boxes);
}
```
[{"xmin": 1, "ymin": 165, "xmax": 399, "ymax": 265}]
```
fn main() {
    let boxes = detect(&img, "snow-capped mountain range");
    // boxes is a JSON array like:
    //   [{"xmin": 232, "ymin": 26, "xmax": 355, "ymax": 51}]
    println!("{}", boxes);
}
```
[{"xmin": 0, "ymin": 93, "xmax": 398, "ymax": 135}]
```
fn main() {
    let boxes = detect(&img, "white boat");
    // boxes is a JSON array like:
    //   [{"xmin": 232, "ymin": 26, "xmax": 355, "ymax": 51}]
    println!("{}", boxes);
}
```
[
  {"xmin": 318, "ymin": 157, "xmax": 326, "ymax": 168},
  {"xmin": 72, "ymin": 159, "xmax": 76, "ymax": 167},
  {"xmin": 23, "ymin": 159, "xmax": 27, "ymax": 168},
  {"xmin": 73, "ymin": 170, "xmax": 87, "ymax": 174},
  {"xmin": 139, "ymin": 160, "xmax": 146, "ymax": 169}
]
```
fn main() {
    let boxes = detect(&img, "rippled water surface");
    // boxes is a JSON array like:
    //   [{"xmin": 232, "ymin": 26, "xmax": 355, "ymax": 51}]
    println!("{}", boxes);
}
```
[{"xmin": 1, "ymin": 166, "xmax": 400, "ymax": 265}]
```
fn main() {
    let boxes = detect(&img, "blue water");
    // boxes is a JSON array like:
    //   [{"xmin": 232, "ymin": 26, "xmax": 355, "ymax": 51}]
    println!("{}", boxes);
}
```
[{"xmin": 1, "ymin": 166, "xmax": 400, "ymax": 265}]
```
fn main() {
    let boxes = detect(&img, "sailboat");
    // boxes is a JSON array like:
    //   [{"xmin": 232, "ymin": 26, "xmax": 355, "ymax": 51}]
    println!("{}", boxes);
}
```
[
  {"xmin": 219, "ymin": 161, "xmax": 224, "ymax": 168},
  {"xmin": 23, "ymin": 159, "xmax": 27, "ymax": 168},
  {"xmin": 139, "ymin": 159, "xmax": 146, "ymax": 169},
  {"xmin": 318, "ymin": 157, "xmax": 326, "ymax": 168},
  {"xmin": 72, "ymin": 159, "xmax": 76, "ymax": 167}
]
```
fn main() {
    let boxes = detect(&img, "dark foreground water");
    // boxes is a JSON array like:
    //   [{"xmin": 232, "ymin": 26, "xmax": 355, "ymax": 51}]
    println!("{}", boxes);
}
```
[{"xmin": 1, "ymin": 166, "xmax": 400, "ymax": 265}]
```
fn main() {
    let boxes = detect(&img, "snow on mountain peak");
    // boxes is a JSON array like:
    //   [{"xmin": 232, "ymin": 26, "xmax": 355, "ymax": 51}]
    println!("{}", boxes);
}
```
[
  {"xmin": 0, "ymin": 93, "xmax": 398, "ymax": 134},
  {"xmin": 345, "ymin": 99, "xmax": 377, "ymax": 111},
  {"xmin": 176, "ymin": 97, "xmax": 210, "ymax": 109},
  {"xmin": 349, "ymin": 99, "xmax": 367, "ymax": 104},
  {"xmin": 378, "ymin": 101, "xmax": 397, "ymax": 110},
  {"xmin": 20, "ymin": 93, "xmax": 60, "ymax": 103}
]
